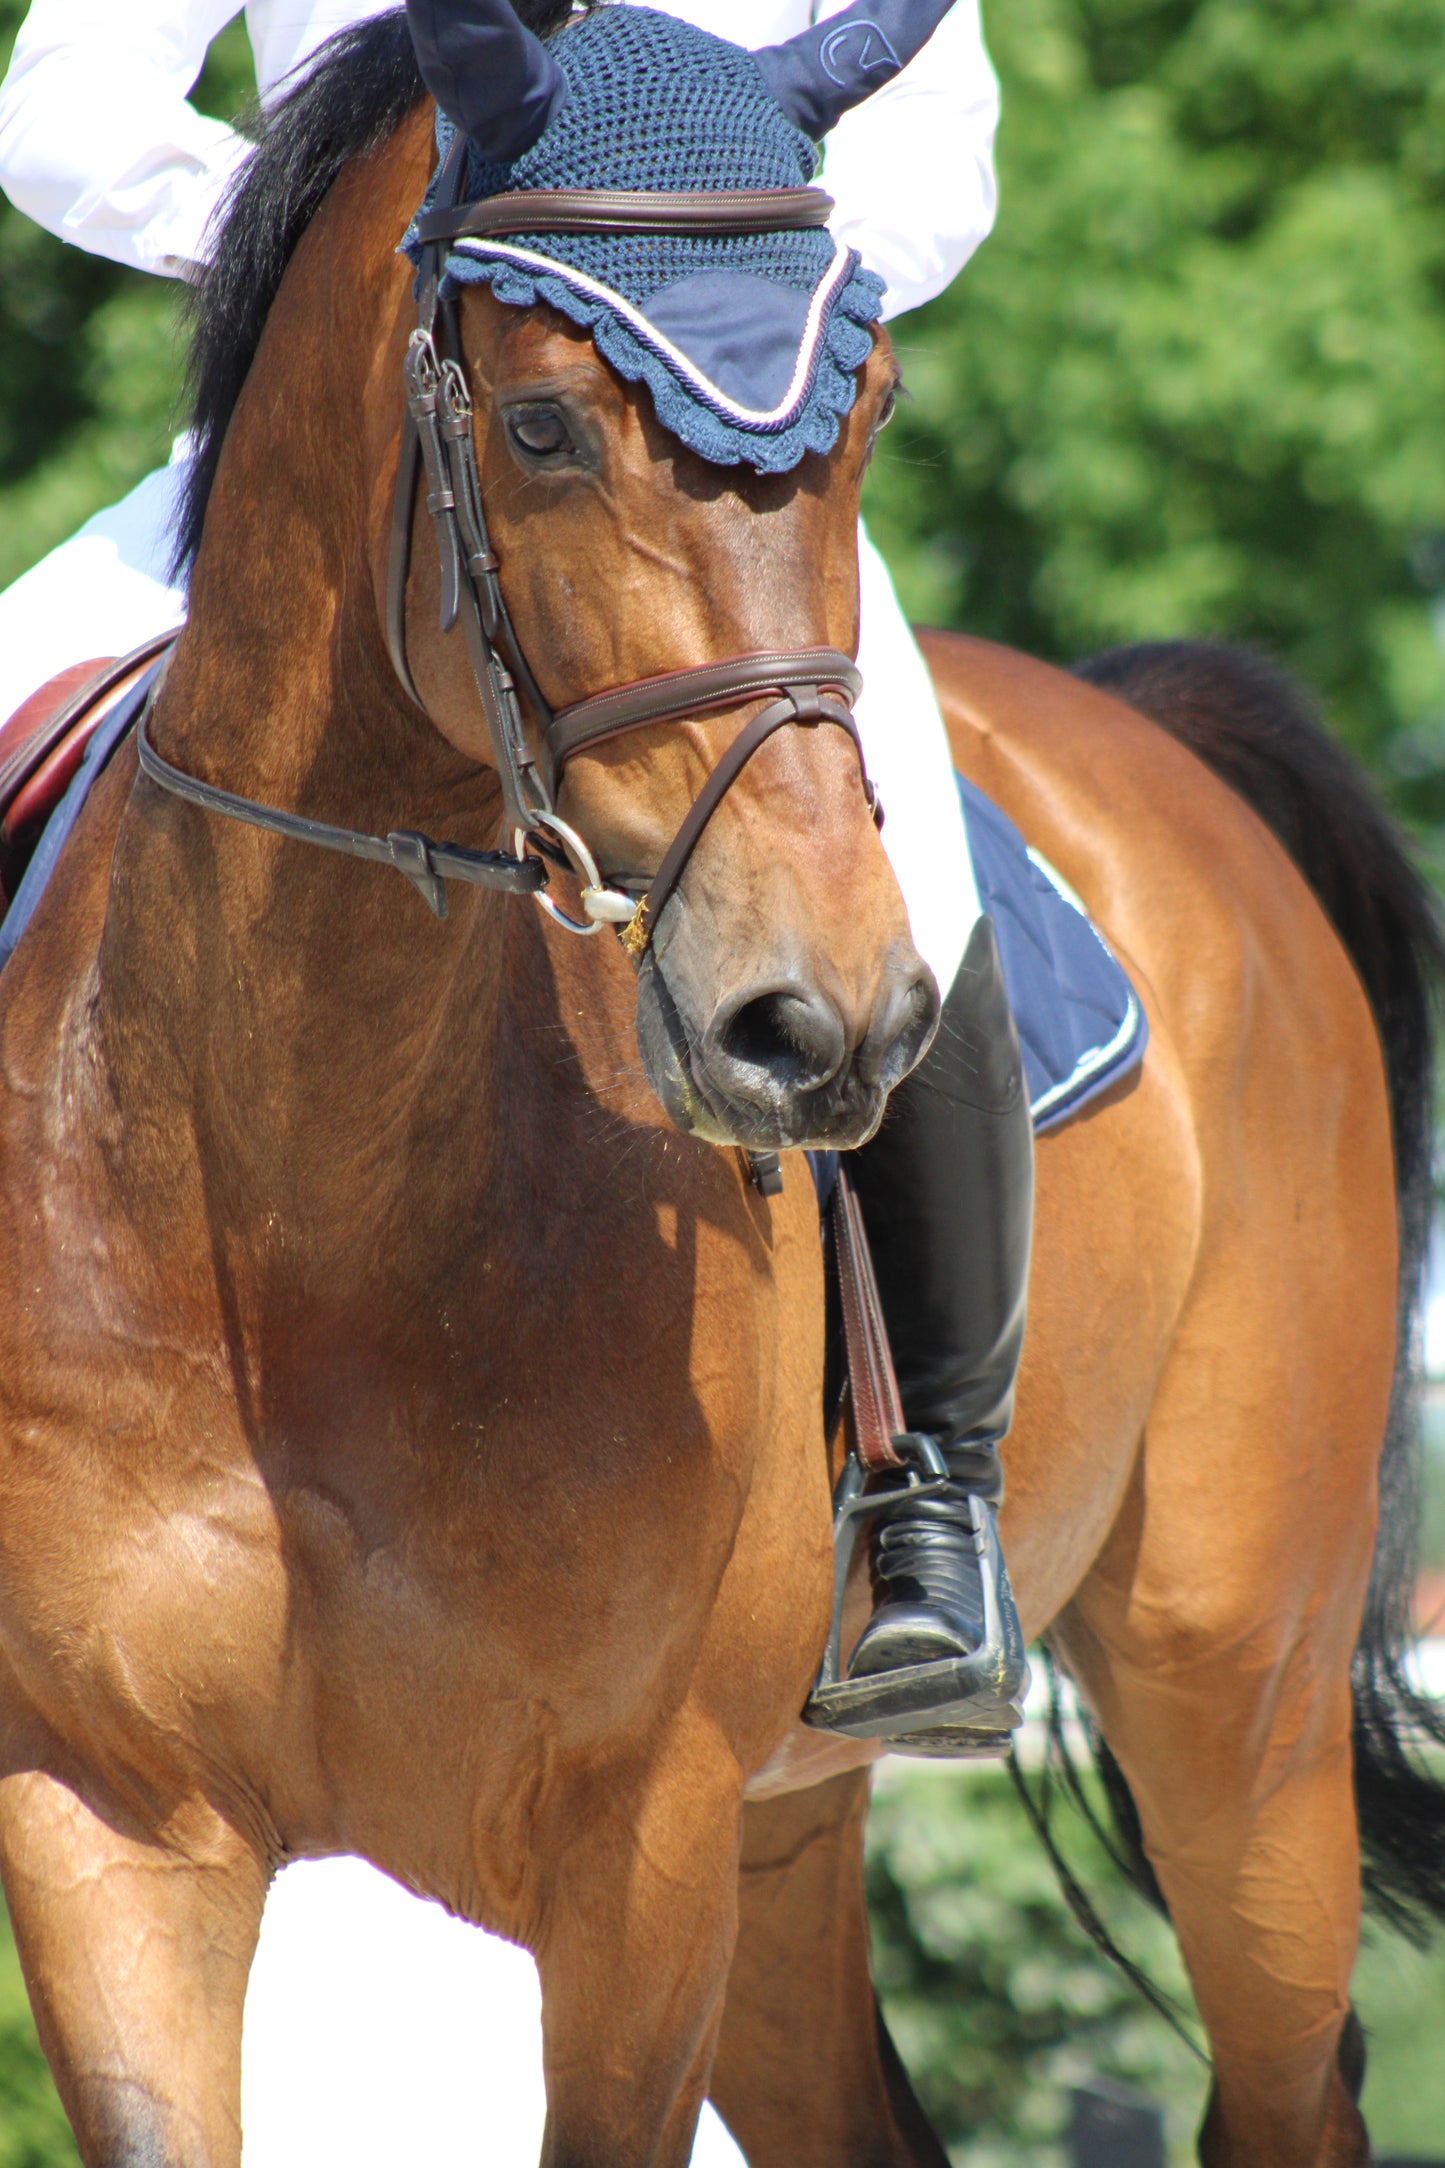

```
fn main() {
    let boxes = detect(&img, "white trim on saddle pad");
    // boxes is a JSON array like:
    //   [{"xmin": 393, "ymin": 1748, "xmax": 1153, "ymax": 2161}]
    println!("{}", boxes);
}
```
[
  {"xmin": 1029, "ymin": 987, "xmax": 1143, "ymax": 1125},
  {"xmin": 1024, "ymin": 843, "xmax": 1143, "ymax": 1127},
  {"xmin": 955, "ymin": 770, "xmax": 1148, "ymax": 1135}
]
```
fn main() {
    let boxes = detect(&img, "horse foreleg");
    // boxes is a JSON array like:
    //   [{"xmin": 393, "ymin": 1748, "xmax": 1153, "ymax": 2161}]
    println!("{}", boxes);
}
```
[
  {"xmin": 529, "ymin": 1719, "xmax": 746, "ymax": 2168},
  {"xmin": 0, "ymin": 1766, "xmax": 266, "ymax": 2167},
  {"xmin": 709, "ymin": 1768, "xmax": 946, "ymax": 2168}
]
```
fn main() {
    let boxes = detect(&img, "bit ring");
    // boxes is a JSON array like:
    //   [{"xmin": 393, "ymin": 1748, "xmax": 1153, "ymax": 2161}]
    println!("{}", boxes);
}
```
[{"xmin": 516, "ymin": 812, "xmax": 636, "ymax": 936}]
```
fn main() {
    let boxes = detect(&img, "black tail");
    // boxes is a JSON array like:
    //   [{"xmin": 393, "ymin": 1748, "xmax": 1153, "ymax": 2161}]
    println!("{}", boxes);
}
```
[{"xmin": 1070, "ymin": 639, "xmax": 1445, "ymax": 1937}]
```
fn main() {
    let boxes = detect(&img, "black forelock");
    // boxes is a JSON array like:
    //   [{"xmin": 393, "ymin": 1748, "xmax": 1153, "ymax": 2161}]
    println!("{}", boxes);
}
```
[{"xmin": 174, "ymin": 2, "xmax": 573, "ymax": 575}]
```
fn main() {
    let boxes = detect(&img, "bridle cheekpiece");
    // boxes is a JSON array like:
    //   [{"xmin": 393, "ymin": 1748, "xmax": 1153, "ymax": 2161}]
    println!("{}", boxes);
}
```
[{"xmin": 138, "ymin": 130, "xmax": 880, "ymax": 959}]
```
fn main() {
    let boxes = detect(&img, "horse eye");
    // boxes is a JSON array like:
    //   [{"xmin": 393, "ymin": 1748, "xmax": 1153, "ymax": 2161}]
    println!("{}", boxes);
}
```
[
  {"xmin": 864, "ymin": 386, "xmax": 898, "ymax": 467},
  {"xmin": 506, "ymin": 405, "xmax": 575, "ymax": 460}
]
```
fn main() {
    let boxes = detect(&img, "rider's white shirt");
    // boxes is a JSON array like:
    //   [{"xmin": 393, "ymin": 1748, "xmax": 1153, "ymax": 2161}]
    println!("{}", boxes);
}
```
[{"xmin": 0, "ymin": 0, "xmax": 998, "ymax": 306}]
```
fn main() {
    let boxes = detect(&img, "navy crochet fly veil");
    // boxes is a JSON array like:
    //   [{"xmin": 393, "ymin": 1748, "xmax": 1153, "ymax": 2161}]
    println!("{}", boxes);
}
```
[{"xmin": 402, "ymin": 0, "xmax": 958, "ymax": 472}]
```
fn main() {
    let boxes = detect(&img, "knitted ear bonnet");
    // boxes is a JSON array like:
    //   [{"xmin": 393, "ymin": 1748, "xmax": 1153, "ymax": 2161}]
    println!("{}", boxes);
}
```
[{"xmin": 402, "ymin": 0, "xmax": 955, "ymax": 473}]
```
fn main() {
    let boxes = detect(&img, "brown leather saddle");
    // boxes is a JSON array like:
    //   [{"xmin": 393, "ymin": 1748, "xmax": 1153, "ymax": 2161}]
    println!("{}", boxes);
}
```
[{"xmin": 0, "ymin": 633, "xmax": 177, "ymax": 909}]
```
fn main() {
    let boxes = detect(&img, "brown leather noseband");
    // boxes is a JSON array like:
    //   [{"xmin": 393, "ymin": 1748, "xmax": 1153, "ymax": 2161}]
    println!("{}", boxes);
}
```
[
  {"xmin": 139, "ymin": 133, "xmax": 879, "ymax": 959},
  {"xmin": 546, "ymin": 650, "xmax": 867, "ymax": 956}
]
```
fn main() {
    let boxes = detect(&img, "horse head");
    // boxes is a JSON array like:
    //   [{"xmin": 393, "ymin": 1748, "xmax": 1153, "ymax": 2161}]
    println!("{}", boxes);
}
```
[
  {"xmin": 398, "ymin": 293, "xmax": 931, "ymax": 1149},
  {"xmin": 166, "ymin": 0, "xmax": 950, "ymax": 1155},
  {"xmin": 390, "ymin": 0, "xmax": 945, "ymax": 1151}
]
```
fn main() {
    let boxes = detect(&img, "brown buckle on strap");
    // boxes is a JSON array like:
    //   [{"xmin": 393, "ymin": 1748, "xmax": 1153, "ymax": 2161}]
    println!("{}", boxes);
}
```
[{"xmin": 414, "ymin": 186, "xmax": 835, "ymax": 247}]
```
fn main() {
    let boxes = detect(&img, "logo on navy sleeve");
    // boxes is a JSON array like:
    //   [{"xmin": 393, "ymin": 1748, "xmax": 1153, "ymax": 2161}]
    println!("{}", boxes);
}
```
[{"xmin": 819, "ymin": 21, "xmax": 902, "ymax": 87}]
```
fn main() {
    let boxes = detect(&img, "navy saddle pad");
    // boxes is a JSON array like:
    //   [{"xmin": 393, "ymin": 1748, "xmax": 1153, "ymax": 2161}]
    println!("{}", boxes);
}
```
[
  {"xmin": 958, "ymin": 775, "xmax": 1145, "ymax": 1133},
  {"xmin": 803, "ymin": 780, "xmax": 1144, "ymax": 1208}
]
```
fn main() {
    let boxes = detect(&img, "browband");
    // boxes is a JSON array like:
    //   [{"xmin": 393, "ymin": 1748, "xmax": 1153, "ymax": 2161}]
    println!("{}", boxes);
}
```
[{"xmin": 414, "ymin": 185, "xmax": 835, "ymax": 247}]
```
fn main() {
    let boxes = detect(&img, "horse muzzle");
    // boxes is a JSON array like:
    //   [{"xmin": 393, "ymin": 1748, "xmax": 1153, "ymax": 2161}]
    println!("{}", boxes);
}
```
[{"xmin": 637, "ymin": 938, "xmax": 940, "ymax": 1151}]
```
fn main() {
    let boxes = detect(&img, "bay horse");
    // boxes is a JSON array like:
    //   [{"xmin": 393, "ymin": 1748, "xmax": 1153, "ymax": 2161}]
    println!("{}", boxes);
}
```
[{"xmin": 0, "ymin": 18, "xmax": 1441, "ymax": 2168}]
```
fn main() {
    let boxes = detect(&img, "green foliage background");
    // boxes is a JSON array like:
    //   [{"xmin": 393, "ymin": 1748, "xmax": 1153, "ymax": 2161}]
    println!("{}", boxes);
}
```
[
  {"xmin": 0, "ymin": 1922, "xmax": 75, "ymax": 2168},
  {"xmin": 869, "ymin": 1766, "xmax": 1445, "ymax": 2165},
  {"xmin": 1, "ymin": 0, "xmax": 1444, "ymax": 2161},
  {"xmin": 860, "ymin": 0, "xmax": 1445, "ymax": 851},
  {"xmin": 2, "ymin": 0, "xmax": 1444, "ymax": 841}
]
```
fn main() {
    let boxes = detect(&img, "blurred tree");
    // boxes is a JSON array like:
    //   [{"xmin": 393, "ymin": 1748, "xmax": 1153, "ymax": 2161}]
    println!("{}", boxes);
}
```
[
  {"xmin": 3, "ymin": 0, "xmax": 1444, "ymax": 834},
  {"xmin": 0, "ymin": 2, "xmax": 254, "ymax": 587},
  {"xmin": 861, "ymin": 0, "xmax": 1445, "ymax": 844},
  {"xmin": 867, "ymin": 1763, "xmax": 1445, "ymax": 2167}
]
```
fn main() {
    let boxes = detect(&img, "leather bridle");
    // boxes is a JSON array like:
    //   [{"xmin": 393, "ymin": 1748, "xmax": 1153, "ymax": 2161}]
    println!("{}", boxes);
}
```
[{"xmin": 138, "ymin": 130, "xmax": 880, "ymax": 959}]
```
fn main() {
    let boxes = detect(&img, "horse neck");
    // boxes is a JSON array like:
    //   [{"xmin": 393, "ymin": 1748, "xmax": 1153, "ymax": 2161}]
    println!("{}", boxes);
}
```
[{"xmin": 94, "ymin": 124, "xmax": 550, "ymax": 1277}]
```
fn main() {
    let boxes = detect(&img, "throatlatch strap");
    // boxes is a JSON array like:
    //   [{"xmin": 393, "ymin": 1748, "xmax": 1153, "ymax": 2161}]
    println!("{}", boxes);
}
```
[{"xmin": 136, "ymin": 706, "xmax": 545, "ymax": 916}]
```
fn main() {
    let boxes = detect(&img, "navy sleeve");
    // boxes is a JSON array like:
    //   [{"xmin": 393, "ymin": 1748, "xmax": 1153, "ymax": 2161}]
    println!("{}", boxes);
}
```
[{"xmin": 754, "ymin": 0, "xmax": 957, "ymax": 141}]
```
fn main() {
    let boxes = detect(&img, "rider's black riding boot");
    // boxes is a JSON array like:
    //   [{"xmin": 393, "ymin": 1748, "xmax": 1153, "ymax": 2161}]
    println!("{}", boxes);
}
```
[{"xmin": 842, "ymin": 913, "xmax": 1032, "ymax": 1752}]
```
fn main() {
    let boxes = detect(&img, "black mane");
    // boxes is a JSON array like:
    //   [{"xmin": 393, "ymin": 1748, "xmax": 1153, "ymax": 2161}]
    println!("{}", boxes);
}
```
[
  {"xmin": 174, "ymin": 14, "xmax": 422, "ymax": 573},
  {"xmin": 175, "ymin": 3, "xmax": 570, "ymax": 573}
]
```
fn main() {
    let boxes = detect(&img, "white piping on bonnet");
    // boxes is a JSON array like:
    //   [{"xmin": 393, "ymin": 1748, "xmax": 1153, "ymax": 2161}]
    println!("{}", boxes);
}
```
[{"xmin": 450, "ymin": 231, "xmax": 855, "ymax": 426}]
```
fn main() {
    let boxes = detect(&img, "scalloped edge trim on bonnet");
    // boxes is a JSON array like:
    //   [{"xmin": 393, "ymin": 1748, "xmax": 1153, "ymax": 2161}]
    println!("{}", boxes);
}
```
[{"xmin": 439, "ymin": 244, "xmax": 885, "ymax": 473}]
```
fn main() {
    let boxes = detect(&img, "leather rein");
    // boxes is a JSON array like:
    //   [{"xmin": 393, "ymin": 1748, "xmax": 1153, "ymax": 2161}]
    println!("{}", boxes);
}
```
[{"xmin": 137, "ymin": 135, "xmax": 878, "ymax": 959}]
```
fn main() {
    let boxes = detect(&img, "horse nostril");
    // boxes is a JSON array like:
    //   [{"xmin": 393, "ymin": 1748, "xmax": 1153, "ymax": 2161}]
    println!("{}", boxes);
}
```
[
  {"xmin": 857, "ymin": 964, "xmax": 941, "ymax": 1093},
  {"xmin": 715, "ymin": 985, "xmax": 847, "ymax": 1094}
]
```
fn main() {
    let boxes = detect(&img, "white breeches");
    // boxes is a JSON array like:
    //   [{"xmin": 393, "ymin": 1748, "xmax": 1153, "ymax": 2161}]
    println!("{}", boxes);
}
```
[
  {"xmin": 0, "ymin": 472, "xmax": 978, "ymax": 2165},
  {"xmin": 853, "ymin": 523, "xmax": 978, "ymax": 991},
  {"xmin": 0, "ymin": 457, "xmax": 978, "ymax": 993}
]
